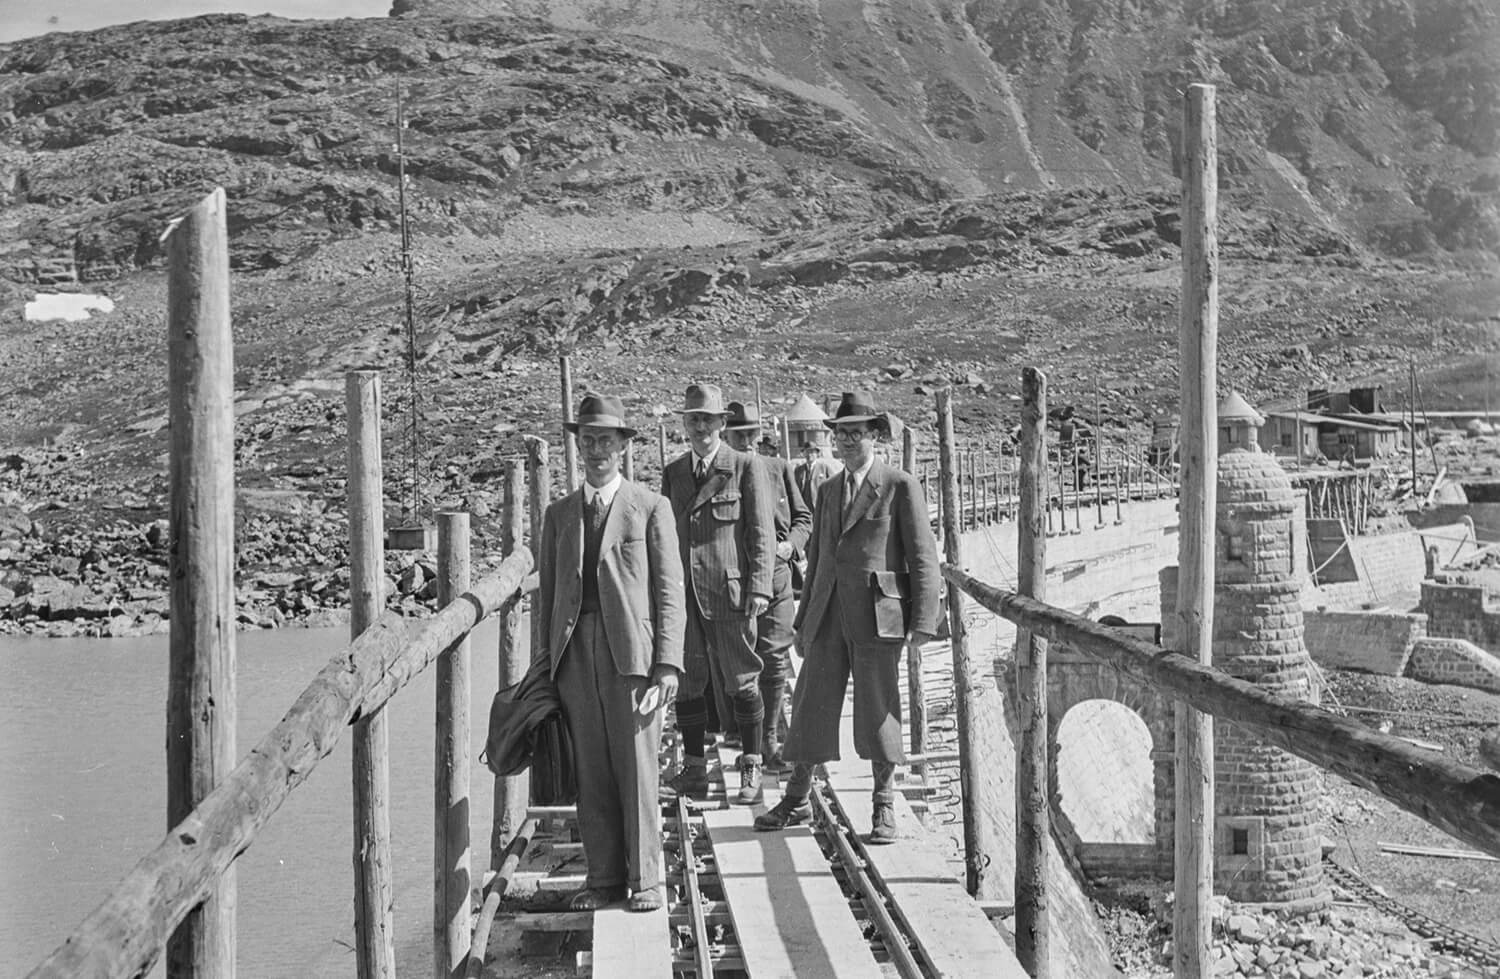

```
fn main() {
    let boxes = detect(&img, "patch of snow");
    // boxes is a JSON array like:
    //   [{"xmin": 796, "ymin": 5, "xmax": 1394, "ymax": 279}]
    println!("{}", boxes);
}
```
[{"xmin": 24, "ymin": 293, "xmax": 116, "ymax": 322}]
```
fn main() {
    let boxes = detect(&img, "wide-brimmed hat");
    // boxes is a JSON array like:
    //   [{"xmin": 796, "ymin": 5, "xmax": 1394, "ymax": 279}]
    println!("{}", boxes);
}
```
[
  {"xmin": 724, "ymin": 400, "xmax": 762, "ymax": 431},
  {"xmin": 679, "ymin": 383, "xmax": 730, "ymax": 416},
  {"xmin": 564, "ymin": 392, "xmax": 637, "ymax": 437},
  {"xmin": 823, "ymin": 391, "xmax": 888, "ymax": 433}
]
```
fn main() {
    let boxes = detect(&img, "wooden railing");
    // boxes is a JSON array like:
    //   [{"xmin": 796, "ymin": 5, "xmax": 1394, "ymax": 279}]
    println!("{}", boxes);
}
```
[{"xmin": 941, "ymin": 564, "xmax": 1500, "ymax": 858}]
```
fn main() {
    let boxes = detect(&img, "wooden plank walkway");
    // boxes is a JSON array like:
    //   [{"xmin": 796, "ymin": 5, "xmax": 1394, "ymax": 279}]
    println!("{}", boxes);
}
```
[
  {"xmin": 825, "ymin": 702, "xmax": 1028, "ymax": 978},
  {"xmin": 703, "ymin": 785, "xmax": 884, "ymax": 979},
  {"xmin": 591, "ymin": 903, "xmax": 671, "ymax": 977}
]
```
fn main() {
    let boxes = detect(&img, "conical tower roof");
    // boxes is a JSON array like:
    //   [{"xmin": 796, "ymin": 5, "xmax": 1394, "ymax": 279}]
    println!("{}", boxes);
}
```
[
  {"xmin": 785, "ymin": 393, "xmax": 827, "ymax": 429},
  {"xmin": 1218, "ymin": 390, "xmax": 1264, "ymax": 426}
]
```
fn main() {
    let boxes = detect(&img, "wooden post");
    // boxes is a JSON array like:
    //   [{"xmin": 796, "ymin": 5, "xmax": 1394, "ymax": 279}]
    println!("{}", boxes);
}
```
[
  {"xmin": 936, "ymin": 390, "xmax": 1006, "ymax": 899},
  {"xmin": 559, "ymin": 355, "xmax": 577, "ymax": 493},
  {"xmin": 346, "ymin": 369, "xmax": 396, "ymax": 979},
  {"xmin": 492, "ymin": 460, "xmax": 529, "ymax": 869},
  {"xmin": 623, "ymin": 439, "xmax": 635, "ymax": 481},
  {"xmin": 781, "ymin": 416, "xmax": 793, "ymax": 462},
  {"xmin": 901, "ymin": 428, "xmax": 926, "ymax": 770},
  {"xmin": 435, "ymin": 513, "xmax": 472, "ymax": 979},
  {"xmin": 657, "ymin": 422, "xmax": 668, "ymax": 472},
  {"xmin": 1015, "ymin": 367, "xmax": 1050, "ymax": 975},
  {"xmin": 1175, "ymin": 81, "xmax": 1218, "ymax": 979},
  {"xmin": 525, "ymin": 436, "xmax": 550, "ymax": 654},
  {"xmin": 165, "ymin": 188, "xmax": 236, "ymax": 979}
]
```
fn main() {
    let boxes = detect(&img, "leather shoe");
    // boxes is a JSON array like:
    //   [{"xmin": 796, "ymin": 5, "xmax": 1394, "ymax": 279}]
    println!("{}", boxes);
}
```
[
  {"xmin": 570, "ymin": 885, "xmax": 626, "ymax": 910},
  {"xmin": 867, "ymin": 803, "xmax": 898, "ymax": 845},
  {"xmin": 753, "ymin": 796, "xmax": 811, "ymax": 832},
  {"xmin": 734, "ymin": 756, "xmax": 764, "ymax": 806},
  {"xmin": 661, "ymin": 764, "xmax": 709, "ymax": 800},
  {"xmin": 762, "ymin": 750, "xmax": 792, "ymax": 775},
  {"xmin": 627, "ymin": 885, "xmax": 664, "ymax": 912}
]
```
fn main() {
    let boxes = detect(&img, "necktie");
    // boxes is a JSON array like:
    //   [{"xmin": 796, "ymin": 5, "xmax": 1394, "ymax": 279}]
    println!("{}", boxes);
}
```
[
  {"xmin": 843, "ymin": 474, "xmax": 858, "ymax": 520},
  {"xmin": 587, "ymin": 492, "xmax": 606, "ymax": 534},
  {"xmin": 695, "ymin": 459, "xmax": 709, "ymax": 486}
]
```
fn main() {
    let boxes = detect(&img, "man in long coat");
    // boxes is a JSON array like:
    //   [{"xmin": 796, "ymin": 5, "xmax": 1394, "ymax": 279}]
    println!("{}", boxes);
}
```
[
  {"xmin": 661, "ymin": 383, "xmax": 777, "ymax": 805},
  {"xmin": 754, "ymin": 391, "xmax": 940, "ymax": 845},
  {"xmin": 723, "ymin": 400, "xmax": 811, "ymax": 771},
  {"xmin": 537, "ymin": 392, "xmax": 685, "ymax": 911}
]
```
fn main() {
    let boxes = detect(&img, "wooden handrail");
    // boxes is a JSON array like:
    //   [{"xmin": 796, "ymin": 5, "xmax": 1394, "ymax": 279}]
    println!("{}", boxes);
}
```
[
  {"xmin": 28, "ymin": 549, "xmax": 534, "ymax": 979},
  {"xmin": 940, "ymin": 564, "xmax": 1500, "ymax": 859}
]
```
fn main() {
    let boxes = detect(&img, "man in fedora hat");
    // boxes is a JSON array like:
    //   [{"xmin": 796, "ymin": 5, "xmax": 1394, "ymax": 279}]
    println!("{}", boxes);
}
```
[
  {"xmin": 536, "ymin": 392, "xmax": 686, "ymax": 911},
  {"xmin": 754, "ymin": 391, "xmax": 940, "ymax": 845},
  {"xmin": 661, "ymin": 382, "xmax": 777, "ymax": 805},
  {"xmin": 723, "ymin": 400, "xmax": 811, "ymax": 773}
]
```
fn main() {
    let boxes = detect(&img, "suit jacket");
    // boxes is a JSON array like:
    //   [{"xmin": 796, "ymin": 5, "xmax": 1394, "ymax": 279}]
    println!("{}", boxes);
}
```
[
  {"xmin": 761, "ymin": 455, "xmax": 812, "ymax": 563},
  {"xmin": 795, "ymin": 459, "xmax": 941, "ymax": 644},
  {"xmin": 662, "ymin": 445, "xmax": 776, "ymax": 620},
  {"xmin": 794, "ymin": 455, "xmax": 840, "ymax": 505},
  {"xmin": 537, "ymin": 480, "xmax": 686, "ymax": 679}
]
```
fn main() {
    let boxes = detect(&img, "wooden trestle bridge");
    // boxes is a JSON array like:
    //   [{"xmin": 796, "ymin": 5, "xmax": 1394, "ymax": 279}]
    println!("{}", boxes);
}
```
[{"xmin": 26, "ymin": 85, "xmax": 1500, "ymax": 979}]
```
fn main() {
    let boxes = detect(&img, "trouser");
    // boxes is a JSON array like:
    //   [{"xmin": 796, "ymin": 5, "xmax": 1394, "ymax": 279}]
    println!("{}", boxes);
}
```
[
  {"xmin": 676, "ymin": 604, "xmax": 764, "ymax": 762},
  {"xmin": 783, "ymin": 759, "xmax": 898, "ymax": 807},
  {"xmin": 782, "ymin": 596, "xmax": 907, "ymax": 766},
  {"xmin": 556, "ymin": 612, "xmax": 663, "ymax": 890},
  {"xmin": 757, "ymin": 560, "xmax": 797, "ymax": 756}
]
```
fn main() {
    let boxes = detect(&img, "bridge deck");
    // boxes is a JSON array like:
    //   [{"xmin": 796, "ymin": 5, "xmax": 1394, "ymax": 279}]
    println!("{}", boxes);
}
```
[
  {"xmin": 826, "ymin": 714, "xmax": 1026, "ymax": 978},
  {"xmin": 487, "ymin": 688, "xmax": 1022, "ymax": 977}
]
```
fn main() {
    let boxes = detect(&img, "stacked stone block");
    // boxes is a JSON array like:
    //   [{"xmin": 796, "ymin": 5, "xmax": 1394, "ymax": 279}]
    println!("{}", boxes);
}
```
[{"xmin": 1162, "ymin": 447, "xmax": 1329, "ymax": 911}]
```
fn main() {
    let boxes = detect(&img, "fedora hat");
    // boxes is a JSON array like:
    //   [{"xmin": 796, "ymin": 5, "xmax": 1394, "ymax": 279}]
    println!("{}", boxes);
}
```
[
  {"xmin": 679, "ymin": 382, "xmax": 730, "ymax": 416},
  {"xmin": 564, "ymin": 391, "xmax": 637, "ymax": 437},
  {"xmin": 823, "ymin": 391, "xmax": 887, "ymax": 432},
  {"xmin": 724, "ymin": 400, "xmax": 763, "ymax": 431}
]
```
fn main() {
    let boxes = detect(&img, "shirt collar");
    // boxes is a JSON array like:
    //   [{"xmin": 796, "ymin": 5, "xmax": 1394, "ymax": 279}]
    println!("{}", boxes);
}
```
[
  {"xmin": 692, "ymin": 443, "xmax": 721, "ymax": 471},
  {"xmin": 584, "ymin": 473, "xmax": 623, "ymax": 508},
  {"xmin": 845, "ymin": 455, "xmax": 876, "ymax": 491}
]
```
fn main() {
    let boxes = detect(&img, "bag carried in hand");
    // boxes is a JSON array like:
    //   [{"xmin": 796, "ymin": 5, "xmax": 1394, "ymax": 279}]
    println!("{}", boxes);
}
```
[{"xmin": 480, "ymin": 657, "xmax": 577, "ymax": 805}]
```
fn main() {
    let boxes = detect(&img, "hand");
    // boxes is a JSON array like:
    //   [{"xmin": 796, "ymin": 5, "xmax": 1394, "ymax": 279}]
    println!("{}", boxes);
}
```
[
  {"xmin": 776, "ymin": 540, "xmax": 795, "ymax": 561},
  {"xmin": 640, "ymin": 666, "xmax": 679, "ymax": 716},
  {"xmin": 747, "ymin": 595, "xmax": 770, "ymax": 618}
]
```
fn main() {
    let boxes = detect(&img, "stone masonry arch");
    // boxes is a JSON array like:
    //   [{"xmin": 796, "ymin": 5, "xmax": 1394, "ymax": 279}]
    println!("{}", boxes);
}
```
[{"xmin": 1047, "ymin": 619, "xmax": 1174, "ymax": 876}]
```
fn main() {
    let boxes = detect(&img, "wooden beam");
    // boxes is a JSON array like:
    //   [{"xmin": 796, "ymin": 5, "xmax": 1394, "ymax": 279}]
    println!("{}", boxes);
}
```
[
  {"xmin": 346, "ymin": 369, "xmax": 396, "ymax": 979},
  {"xmin": 492, "ymin": 460, "xmax": 530, "ymax": 870},
  {"xmin": 935, "ymin": 391, "xmax": 1009, "ymax": 901},
  {"xmin": 525, "ymin": 435, "xmax": 550, "ymax": 654},
  {"xmin": 1176, "ymin": 80, "xmax": 1218, "ymax": 979},
  {"xmin": 436, "ymin": 512, "xmax": 473, "ymax": 979},
  {"xmin": 901, "ymin": 425, "xmax": 925, "ymax": 768},
  {"xmin": 467, "ymin": 818, "xmax": 538, "ymax": 979},
  {"xmin": 938, "ymin": 568, "xmax": 1500, "ymax": 859},
  {"xmin": 560, "ymin": 355, "xmax": 578, "ymax": 493},
  {"xmin": 28, "ymin": 552, "xmax": 534, "ymax": 979},
  {"xmin": 1015, "ymin": 368, "xmax": 1050, "ymax": 976},
  {"xmin": 165, "ymin": 187, "xmax": 236, "ymax": 979}
]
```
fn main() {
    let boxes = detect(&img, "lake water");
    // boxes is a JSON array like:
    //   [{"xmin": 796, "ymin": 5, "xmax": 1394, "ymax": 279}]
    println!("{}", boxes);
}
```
[{"xmin": 1, "ymin": 620, "xmax": 506, "ymax": 977}]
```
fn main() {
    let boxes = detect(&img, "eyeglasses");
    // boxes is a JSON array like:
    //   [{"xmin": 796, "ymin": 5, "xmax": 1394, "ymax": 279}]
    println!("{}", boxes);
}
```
[{"xmin": 832, "ymin": 428, "xmax": 874, "ymax": 442}]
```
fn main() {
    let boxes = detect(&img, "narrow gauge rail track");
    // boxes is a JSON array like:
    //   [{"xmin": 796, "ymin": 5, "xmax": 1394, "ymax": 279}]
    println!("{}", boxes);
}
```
[
  {"xmin": 663, "ymin": 756, "xmax": 934, "ymax": 977},
  {"xmin": 1323, "ymin": 857, "xmax": 1500, "ymax": 968}
]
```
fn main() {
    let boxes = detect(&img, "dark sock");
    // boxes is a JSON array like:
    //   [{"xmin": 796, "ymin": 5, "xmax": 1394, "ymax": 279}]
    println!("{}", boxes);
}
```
[
  {"xmin": 732, "ymin": 689, "xmax": 764, "ymax": 764},
  {"xmin": 676, "ymin": 696, "xmax": 707, "ymax": 761}
]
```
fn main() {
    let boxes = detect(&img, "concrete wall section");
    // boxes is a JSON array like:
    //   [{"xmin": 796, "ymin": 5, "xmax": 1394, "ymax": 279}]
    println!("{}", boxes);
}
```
[
  {"xmin": 1420, "ymin": 579, "xmax": 1500, "ymax": 652},
  {"xmin": 1302, "ymin": 610, "xmax": 1426, "ymax": 675}
]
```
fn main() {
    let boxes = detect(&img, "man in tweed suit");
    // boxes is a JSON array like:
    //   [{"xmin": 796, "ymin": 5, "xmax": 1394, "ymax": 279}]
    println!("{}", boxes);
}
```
[
  {"xmin": 723, "ymin": 400, "xmax": 812, "ymax": 772},
  {"xmin": 661, "ymin": 383, "xmax": 777, "ymax": 805},
  {"xmin": 754, "ymin": 391, "xmax": 940, "ymax": 845},
  {"xmin": 537, "ymin": 392, "xmax": 685, "ymax": 911}
]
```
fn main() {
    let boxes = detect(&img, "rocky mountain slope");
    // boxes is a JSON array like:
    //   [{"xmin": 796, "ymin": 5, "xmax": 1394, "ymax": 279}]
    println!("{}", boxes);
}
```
[{"xmin": 0, "ymin": 4, "xmax": 1497, "ymax": 638}]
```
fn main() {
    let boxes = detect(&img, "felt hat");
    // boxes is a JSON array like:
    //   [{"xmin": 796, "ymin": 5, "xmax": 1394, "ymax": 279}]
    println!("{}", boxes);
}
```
[
  {"xmin": 679, "ymin": 383, "xmax": 730, "ymax": 416},
  {"xmin": 823, "ymin": 391, "xmax": 888, "ymax": 433},
  {"xmin": 724, "ymin": 400, "xmax": 763, "ymax": 431},
  {"xmin": 564, "ymin": 392, "xmax": 636, "ymax": 437}
]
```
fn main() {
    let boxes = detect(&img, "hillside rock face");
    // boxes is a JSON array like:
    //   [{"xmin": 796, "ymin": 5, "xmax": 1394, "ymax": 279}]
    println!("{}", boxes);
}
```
[{"xmin": 391, "ymin": 0, "xmax": 1499, "ymax": 257}]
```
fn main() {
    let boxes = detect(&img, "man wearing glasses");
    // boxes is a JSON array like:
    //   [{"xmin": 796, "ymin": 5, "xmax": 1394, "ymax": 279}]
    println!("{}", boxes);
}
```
[{"xmin": 755, "ymin": 392, "xmax": 940, "ymax": 845}]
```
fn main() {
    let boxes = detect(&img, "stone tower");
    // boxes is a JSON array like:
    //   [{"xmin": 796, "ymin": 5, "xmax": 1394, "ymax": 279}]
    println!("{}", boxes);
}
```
[{"xmin": 1162, "ymin": 393, "xmax": 1329, "ymax": 910}]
